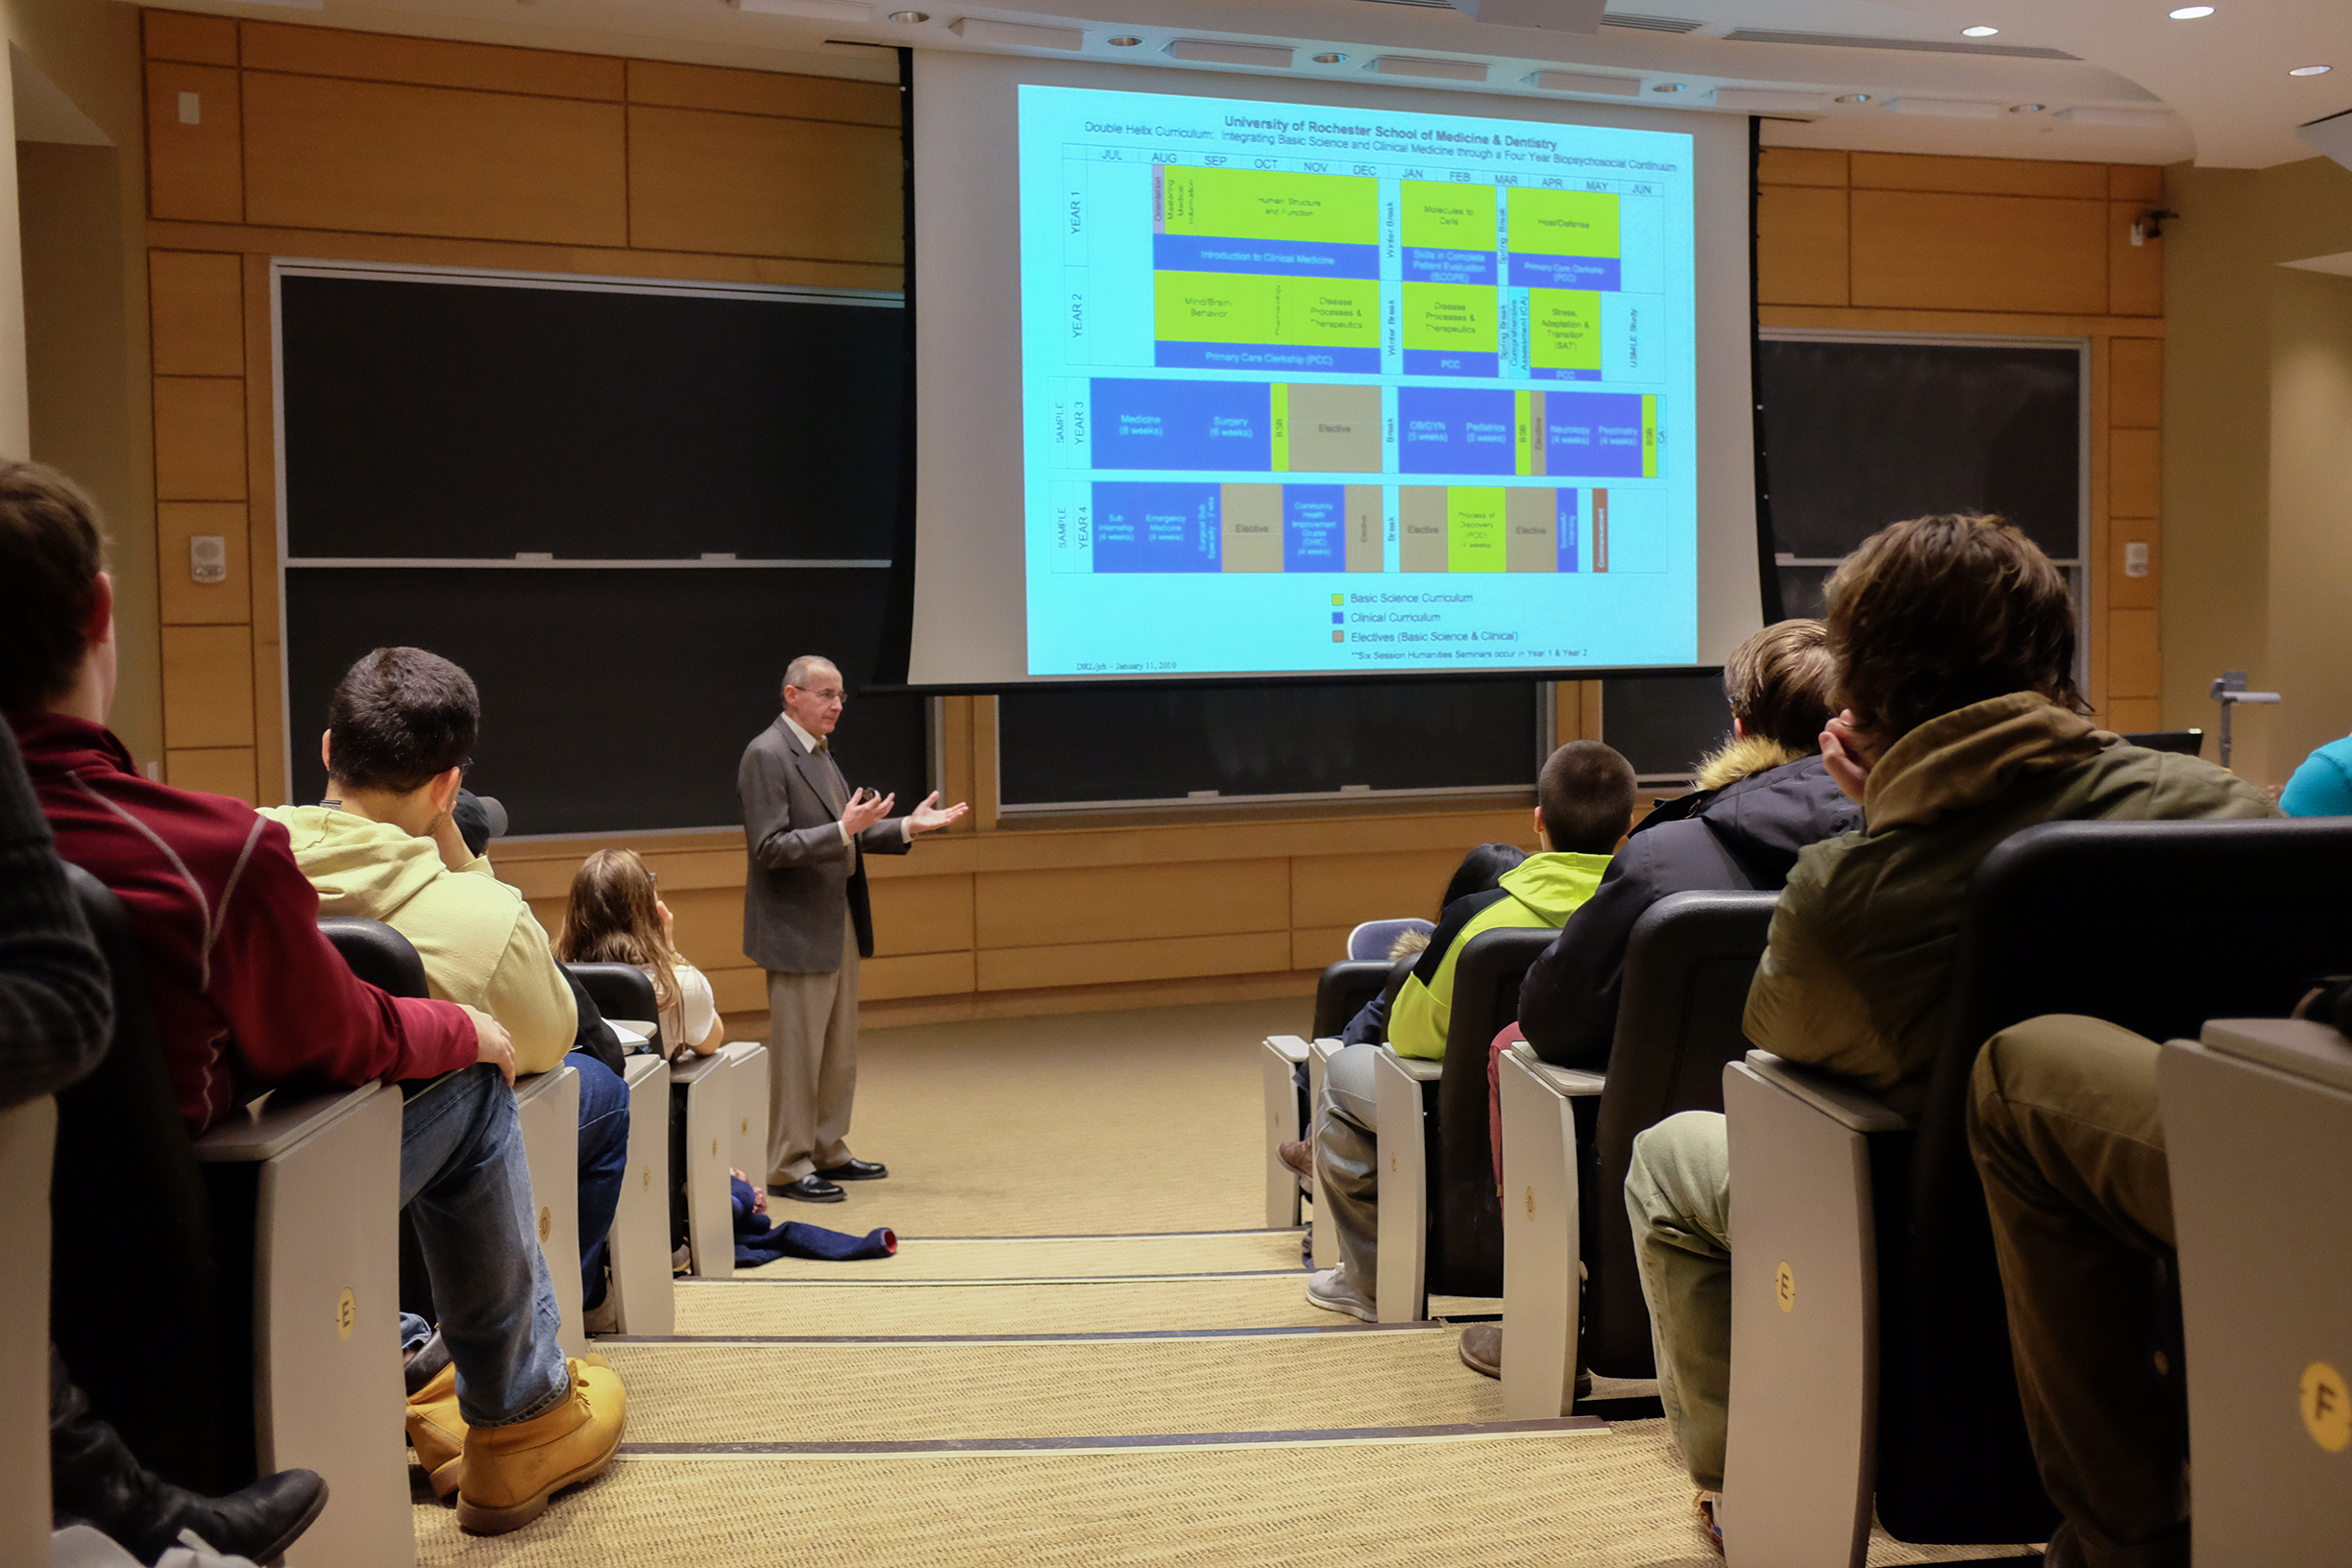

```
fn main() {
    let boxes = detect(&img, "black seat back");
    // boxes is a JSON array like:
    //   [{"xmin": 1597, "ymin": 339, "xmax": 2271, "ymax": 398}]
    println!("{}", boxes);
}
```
[
  {"xmin": 1586, "ymin": 890, "xmax": 1777, "ymax": 1376},
  {"xmin": 52, "ymin": 865, "xmax": 244, "ymax": 1493},
  {"xmin": 318, "ymin": 916, "xmax": 430, "ymax": 999},
  {"xmin": 1311, "ymin": 959, "xmax": 1394, "ymax": 1041},
  {"xmin": 1431, "ymin": 925, "xmax": 1556, "ymax": 1296},
  {"xmin": 566, "ymin": 961, "xmax": 663, "ymax": 1050},
  {"xmin": 1877, "ymin": 817, "xmax": 2352, "ymax": 1542}
]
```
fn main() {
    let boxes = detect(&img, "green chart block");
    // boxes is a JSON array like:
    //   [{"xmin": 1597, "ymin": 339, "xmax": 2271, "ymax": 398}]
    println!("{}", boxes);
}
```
[
  {"xmin": 1404, "ymin": 282, "xmax": 1498, "ymax": 357},
  {"xmin": 1529, "ymin": 289, "xmax": 1603, "ymax": 375},
  {"xmin": 1506, "ymin": 188, "xmax": 1621, "ymax": 258},
  {"xmin": 1400, "ymin": 182, "xmax": 1497, "ymax": 252},
  {"xmin": 1160, "ymin": 166, "xmax": 1379, "ymax": 245},
  {"xmin": 1153, "ymin": 272, "xmax": 1381, "ymax": 350},
  {"xmin": 1448, "ymin": 488, "xmax": 1508, "ymax": 573}
]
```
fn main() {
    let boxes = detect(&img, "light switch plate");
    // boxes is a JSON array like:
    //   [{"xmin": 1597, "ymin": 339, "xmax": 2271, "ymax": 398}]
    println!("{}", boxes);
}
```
[
  {"xmin": 178, "ymin": 91, "xmax": 201, "ymax": 126},
  {"xmin": 2124, "ymin": 542, "xmax": 2150, "ymax": 578},
  {"xmin": 190, "ymin": 535, "xmax": 227, "ymax": 584}
]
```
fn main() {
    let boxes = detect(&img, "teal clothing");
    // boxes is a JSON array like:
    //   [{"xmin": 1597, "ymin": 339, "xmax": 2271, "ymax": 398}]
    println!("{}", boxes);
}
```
[
  {"xmin": 1388, "ymin": 850, "xmax": 1611, "ymax": 1061},
  {"xmin": 2282, "ymin": 735, "xmax": 2352, "ymax": 817}
]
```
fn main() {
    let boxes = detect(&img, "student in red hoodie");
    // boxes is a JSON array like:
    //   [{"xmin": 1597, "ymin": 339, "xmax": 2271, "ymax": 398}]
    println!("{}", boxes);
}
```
[{"xmin": 0, "ymin": 460, "xmax": 624, "ymax": 1537}]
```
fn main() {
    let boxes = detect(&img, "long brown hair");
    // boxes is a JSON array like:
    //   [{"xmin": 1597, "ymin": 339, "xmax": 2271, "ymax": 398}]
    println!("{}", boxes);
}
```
[{"xmin": 553, "ymin": 848, "xmax": 681, "ymax": 1017}]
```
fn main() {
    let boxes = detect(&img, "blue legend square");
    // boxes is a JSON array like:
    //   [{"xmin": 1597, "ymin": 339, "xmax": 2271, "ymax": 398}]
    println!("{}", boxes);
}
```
[{"xmin": 1331, "ymin": 611, "xmax": 1345, "ymax": 625}]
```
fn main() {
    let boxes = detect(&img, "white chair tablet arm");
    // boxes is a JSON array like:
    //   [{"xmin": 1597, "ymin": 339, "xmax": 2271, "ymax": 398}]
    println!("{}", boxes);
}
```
[
  {"xmin": 1261, "ymin": 1035, "xmax": 1311, "ymax": 1229},
  {"xmin": 1373, "ymin": 1046, "xmax": 1443, "ymax": 1324},
  {"xmin": 716, "ymin": 1041, "xmax": 770, "ymax": 1187},
  {"xmin": 671, "ymin": 1052, "xmax": 735, "ymax": 1279},
  {"xmin": 1721, "ymin": 1051, "xmax": 1909, "ymax": 1568},
  {"xmin": 2163, "ymin": 1018, "xmax": 2352, "ymax": 1568},
  {"xmin": 193, "ymin": 1082, "xmax": 412, "ymax": 1568},
  {"xmin": 1, "ymin": 1097, "xmax": 58, "ymax": 1568},
  {"xmin": 1499, "ymin": 1044, "xmax": 1604, "ymax": 1419},
  {"xmin": 604, "ymin": 1053, "xmax": 675, "ymax": 1335},
  {"xmin": 510, "ymin": 1066, "xmax": 583, "ymax": 1357}
]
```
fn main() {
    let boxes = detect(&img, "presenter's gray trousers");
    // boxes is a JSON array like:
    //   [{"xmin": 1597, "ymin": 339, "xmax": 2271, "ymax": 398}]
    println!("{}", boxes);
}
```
[
  {"xmin": 764, "ymin": 910, "xmax": 861, "ymax": 1183},
  {"xmin": 1311, "ymin": 1042, "xmax": 1384, "ymax": 1297}
]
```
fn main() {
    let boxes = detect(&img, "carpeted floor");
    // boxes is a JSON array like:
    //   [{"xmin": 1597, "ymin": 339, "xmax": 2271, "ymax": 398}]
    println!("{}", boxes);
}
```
[{"xmin": 411, "ymin": 997, "xmax": 2032, "ymax": 1565}]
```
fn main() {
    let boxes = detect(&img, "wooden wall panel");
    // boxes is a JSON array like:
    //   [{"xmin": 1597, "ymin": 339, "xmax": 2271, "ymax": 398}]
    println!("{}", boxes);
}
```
[
  {"xmin": 239, "ymin": 20, "xmax": 625, "ymax": 101},
  {"xmin": 2109, "ymin": 338, "xmax": 2163, "ymax": 429},
  {"xmin": 157, "ymin": 502, "xmax": 251, "ymax": 625},
  {"xmin": 1755, "ymin": 147, "xmax": 1847, "ymax": 187},
  {"xmin": 243, "ymin": 72, "xmax": 628, "ymax": 245},
  {"xmin": 625, "ymin": 60, "xmax": 898, "ymax": 126},
  {"xmin": 144, "ymin": 10, "xmax": 238, "ymax": 66},
  {"xmin": 2107, "ymin": 608, "xmax": 2161, "ymax": 698},
  {"xmin": 1290, "ymin": 847, "xmax": 1464, "ymax": 930},
  {"xmin": 1850, "ymin": 152, "xmax": 2107, "ymax": 200},
  {"xmin": 161, "ymin": 625, "xmax": 257, "ymax": 747},
  {"xmin": 165, "ymin": 747, "xmax": 258, "ymax": 803},
  {"xmin": 864, "ymin": 950, "xmax": 976, "ymax": 1002},
  {"xmin": 2108, "ymin": 202, "xmax": 2165, "ymax": 317},
  {"xmin": 2105, "ymin": 698, "xmax": 2163, "ymax": 733},
  {"xmin": 153, "ymin": 378, "xmax": 248, "ymax": 501},
  {"xmin": 1755, "ymin": 185, "xmax": 1849, "ymax": 307},
  {"xmin": 974, "ymin": 859, "xmax": 1287, "ymax": 949},
  {"xmin": 868, "ymin": 874, "xmax": 974, "ymax": 957},
  {"xmin": 2110, "ymin": 527, "xmax": 2159, "ymax": 612},
  {"xmin": 1291, "ymin": 927, "xmax": 1351, "ymax": 969},
  {"xmin": 150, "ymin": 251, "xmax": 244, "ymax": 375},
  {"xmin": 626, "ymin": 107, "xmax": 901, "ymax": 262},
  {"xmin": 976, "ymin": 930, "xmax": 1290, "ymax": 993},
  {"xmin": 2109, "ymin": 165, "xmax": 2164, "ymax": 203},
  {"xmin": 711, "ymin": 966, "xmax": 767, "ymax": 1016},
  {"xmin": 1850, "ymin": 191, "xmax": 2107, "ymax": 315},
  {"xmin": 2110, "ymin": 429, "xmax": 2162, "ymax": 519},
  {"xmin": 651, "ymin": 885, "xmax": 742, "ymax": 970},
  {"xmin": 146, "ymin": 63, "xmax": 241, "ymax": 223}
]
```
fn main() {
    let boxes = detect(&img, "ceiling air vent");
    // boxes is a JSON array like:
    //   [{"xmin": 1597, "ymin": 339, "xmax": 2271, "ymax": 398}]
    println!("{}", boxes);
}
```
[
  {"xmin": 1722, "ymin": 28, "xmax": 2078, "ymax": 61},
  {"xmin": 1602, "ymin": 12, "xmax": 1705, "ymax": 33}
]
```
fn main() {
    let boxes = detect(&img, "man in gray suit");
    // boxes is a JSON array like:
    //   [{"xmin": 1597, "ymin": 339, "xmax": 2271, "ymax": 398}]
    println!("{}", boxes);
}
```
[{"xmin": 740, "ymin": 654, "xmax": 967, "ymax": 1202}]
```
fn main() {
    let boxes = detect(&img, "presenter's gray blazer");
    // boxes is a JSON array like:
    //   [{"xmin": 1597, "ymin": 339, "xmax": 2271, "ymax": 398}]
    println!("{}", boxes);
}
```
[{"xmin": 738, "ymin": 716, "xmax": 910, "ymax": 974}]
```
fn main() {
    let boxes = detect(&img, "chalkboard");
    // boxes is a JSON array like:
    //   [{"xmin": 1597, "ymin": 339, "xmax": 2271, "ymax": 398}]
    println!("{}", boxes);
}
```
[
  {"xmin": 1756, "ymin": 337, "xmax": 2083, "ymax": 620},
  {"xmin": 278, "ymin": 267, "xmax": 920, "ymax": 835},
  {"xmin": 997, "ymin": 680, "xmax": 1543, "ymax": 808},
  {"xmin": 1601, "ymin": 673, "xmax": 1731, "ymax": 780},
  {"xmin": 285, "ymin": 568, "xmax": 926, "ymax": 837},
  {"xmin": 280, "ymin": 273, "xmax": 905, "ymax": 561}
]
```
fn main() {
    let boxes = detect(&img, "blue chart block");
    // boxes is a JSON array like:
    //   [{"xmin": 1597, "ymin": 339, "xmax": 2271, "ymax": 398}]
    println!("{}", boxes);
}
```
[
  {"xmin": 1091, "ymin": 379, "xmax": 1272, "ymax": 471},
  {"xmin": 1556, "ymin": 488, "xmax": 1581, "ymax": 574},
  {"xmin": 1531, "ymin": 367, "xmax": 1604, "ymax": 383},
  {"xmin": 1092, "ymin": 482, "xmax": 1220, "ymax": 573},
  {"xmin": 1544, "ymin": 392, "xmax": 1648, "ymax": 478},
  {"xmin": 1398, "ymin": 387, "xmax": 1517, "ymax": 476},
  {"xmin": 1284, "ymin": 485, "xmax": 1346, "ymax": 572},
  {"xmin": 1153, "ymin": 233, "xmax": 1382, "ymax": 281},
  {"xmin": 1156, "ymin": 342, "xmax": 1381, "ymax": 374},
  {"xmin": 1508, "ymin": 255, "xmax": 1622, "ymax": 291},
  {"xmin": 1403, "ymin": 350, "xmax": 1501, "ymax": 379},
  {"xmin": 1402, "ymin": 247, "xmax": 1497, "ymax": 286}
]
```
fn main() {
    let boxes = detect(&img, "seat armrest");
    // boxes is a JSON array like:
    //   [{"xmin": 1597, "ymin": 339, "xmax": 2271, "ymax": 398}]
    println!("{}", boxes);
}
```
[
  {"xmin": 1311, "ymin": 1037, "xmax": 1343, "ymax": 1060},
  {"xmin": 623, "ymin": 1054, "xmax": 667, "ymax": 1089},
  {"xmin": 511, "ymin": 1066, "xmax": 576, "ymax": 1110},
  {"xmin": 2199, "ymin": 1017, "xmax": 2352, "ymax": 1094},
  {"xmin": 1377, "ymin": 1046, "xmax": 1442, "ymax": 1084},
  {"xmin": 670, "ymin": 1053, "xmax": 725, "ymax": 1086},
  {"xmin": 194, "ymin": 1082, "xmax": 383, "ymax": 1164},
  {"xmin": 1264, "ymin": 1034, "xmax": 1311, "ymax": 1065},
  {"xmin": 1741, "ymin": 1049, "xmax": 1909, "ymax": 1134},
  {"xmin": 1504, "ymin": 1038, "xmax": 1605, "ymax": 1096}
]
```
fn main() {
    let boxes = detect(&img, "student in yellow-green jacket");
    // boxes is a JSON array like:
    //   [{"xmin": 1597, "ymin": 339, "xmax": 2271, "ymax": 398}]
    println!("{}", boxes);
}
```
[{"xmin": 1305, "ymin": 739, "xmax": 1637, "ymax": 1323}]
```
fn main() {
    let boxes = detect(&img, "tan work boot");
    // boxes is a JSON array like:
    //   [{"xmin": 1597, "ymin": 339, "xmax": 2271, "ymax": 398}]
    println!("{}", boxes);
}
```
[
  {"xmin": 454, "ymin": 1359, "xmax": 626, "ymax": 1534},
  {"xmin": 404, "ymin": 1363, "xmax": 468, "ymax": 1498}
]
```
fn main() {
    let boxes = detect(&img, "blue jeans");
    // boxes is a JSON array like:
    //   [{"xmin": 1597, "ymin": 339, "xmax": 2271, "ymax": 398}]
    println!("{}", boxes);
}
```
[
  {"xmin": 572, "ymin": 1050, "xmax": 630, "ymax": 1310},
  {"xmin": 400, "ymin": 1064, "xmax": 571, "ymax": 1428}
]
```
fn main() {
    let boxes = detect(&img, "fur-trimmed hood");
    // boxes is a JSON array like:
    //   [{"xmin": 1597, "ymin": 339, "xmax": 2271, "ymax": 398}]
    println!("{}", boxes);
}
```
[{"xmin": 1693, "ymin": 734, "xmax": 1806, "ymax": 794}]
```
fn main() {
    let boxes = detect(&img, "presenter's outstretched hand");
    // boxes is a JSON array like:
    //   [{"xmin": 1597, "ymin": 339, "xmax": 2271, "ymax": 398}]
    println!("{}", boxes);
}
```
[
  {"xmin": 842, "ymin": 788, "xmax": 896, "ymax": 837},
  {"xmin": 908, "ymin": 791, "xmax": 971, "ymax": 836}
]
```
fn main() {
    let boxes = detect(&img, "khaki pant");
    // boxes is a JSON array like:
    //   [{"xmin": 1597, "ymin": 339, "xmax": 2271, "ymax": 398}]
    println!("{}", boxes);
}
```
[
  {"xmin": 1969, "ymin": 1016, "xmax": 2188, "ymax": 1568},
  {"xmin": 764, "ymin": 912, "xmax": 861, "ymax": 1183},
  {"xmin": 1625, "ymin": 1110, "xmax": 1732, "ymax": 1490},
  {"xmin": 1310, "ymin": 1042, "xmax": 1384, "ymax": 1296}
]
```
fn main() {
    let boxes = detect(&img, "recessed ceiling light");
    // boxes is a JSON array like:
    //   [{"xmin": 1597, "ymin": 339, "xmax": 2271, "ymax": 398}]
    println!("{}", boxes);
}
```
[
  {"xmin": 887, "ymin": 9, "xmax": 927, "ymax": 19},
  {"xmin": 2010, "ymin": 102, "xmax": 2046, "ymax": 113},
  {"xmin": 2168, "ymin": 5, "xmax": 2215, "ymax": 16},
  {"xmin": 1651, "ymin": 82, "xmax": 1684, "ymax": 93},
  {"xmin": 2291, "ymin": 64, "xmax": 2333, "ymax": 76},
  {"xmin": 1962, "ymin": 25, "xmax": 1999, "ymax": 37},
  {"xmin": 1312, "ymin": 52, "xmax": 1348, "ymax": 63},
  {"xmin": 1835, "ymin": 92, "xmax": 1872, "ymax": 104},
  {"xmin": 1107, "ymin": 35, "xmax": 1141, "ymax": 46}
]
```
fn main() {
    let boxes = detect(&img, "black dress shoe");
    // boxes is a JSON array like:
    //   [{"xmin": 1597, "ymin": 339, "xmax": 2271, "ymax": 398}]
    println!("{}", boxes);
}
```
[
  {"xmin": 769, "ymin": 1175, "xmax": 845, "ymax": 1203},
  {"xmin": 815, "ymin": 1157, "xmax": 889, "ymax": 1182}
]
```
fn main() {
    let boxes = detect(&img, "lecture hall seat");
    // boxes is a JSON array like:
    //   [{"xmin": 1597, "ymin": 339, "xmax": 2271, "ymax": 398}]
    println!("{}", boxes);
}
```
[
  {"xmin": 2162, "ymin": 1016, "xmax": 2352, "ymax": 1567},
  {"xmin": 561, "ymin": 962, "xmax": 674, "ymax": 1335},
  {"xmin": 1261, "ymin": 955, "xmax": 1394, "ymax": 1234},
  {"xmin": 1721, "ymin": 818, "xmax": 2352, "ymax": 1567},
  {"xmin": 671, "ymin": 1052, "xmax": 737, "ymax": 1278},
  {"xmin": 1498, "ymin": 890, "xmax": 1776, "ymax": 1417},
  {"xmin": 3, "ymin": 1093, "xmax": 56, "ymax": 1568}
]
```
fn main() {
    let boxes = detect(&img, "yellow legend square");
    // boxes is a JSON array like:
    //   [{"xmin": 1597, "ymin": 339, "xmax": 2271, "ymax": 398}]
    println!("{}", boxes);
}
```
[{"xmin": 1331, "ymin": 593, "xmax": 1343, "ymax": 605}]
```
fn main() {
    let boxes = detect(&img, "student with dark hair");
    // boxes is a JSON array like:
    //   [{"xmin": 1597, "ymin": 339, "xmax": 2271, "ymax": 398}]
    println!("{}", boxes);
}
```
[
  {"xmin": 262, "ymin": 647, "xmax": 634, "ymax": 1356},
  {"xmin": 1625, "ymin": 514, "xmax": 2273, "ymax": 1554},
  {"xmin": 1304, "ymin": 740, "xmax": 1638, "ymax": 1323},
  {"xmin": 0, "ymin": 462, "xmax": 624, "ymax": 1538}
]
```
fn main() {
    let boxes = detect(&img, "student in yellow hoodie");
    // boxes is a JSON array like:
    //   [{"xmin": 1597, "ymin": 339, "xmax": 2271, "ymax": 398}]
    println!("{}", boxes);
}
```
[
  {"xmin": 260, "ymin": 649, "xmax": 631, "ymax": 1360},
  {"xmin": 1306, "ymin": 739, "xmax": 1638, "ymax": 1322}
]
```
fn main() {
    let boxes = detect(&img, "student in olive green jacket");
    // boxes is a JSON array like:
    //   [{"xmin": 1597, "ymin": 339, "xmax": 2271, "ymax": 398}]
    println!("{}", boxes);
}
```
[{"xmin": 1627, "ymin": 514, "xmax": 2274, "ymax": 1557}]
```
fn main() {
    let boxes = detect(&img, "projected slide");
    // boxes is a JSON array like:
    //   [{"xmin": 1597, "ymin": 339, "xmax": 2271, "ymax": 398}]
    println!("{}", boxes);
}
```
[{"xmin": 1017, "ymin": 84, "xmax": 1696, "ymax": 675}]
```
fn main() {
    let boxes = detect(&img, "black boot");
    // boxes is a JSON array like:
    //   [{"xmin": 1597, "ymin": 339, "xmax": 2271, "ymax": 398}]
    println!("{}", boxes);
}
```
[{"xmin": 51, "ymin": 1347, "xmax": 330, "ymax": 1565}]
